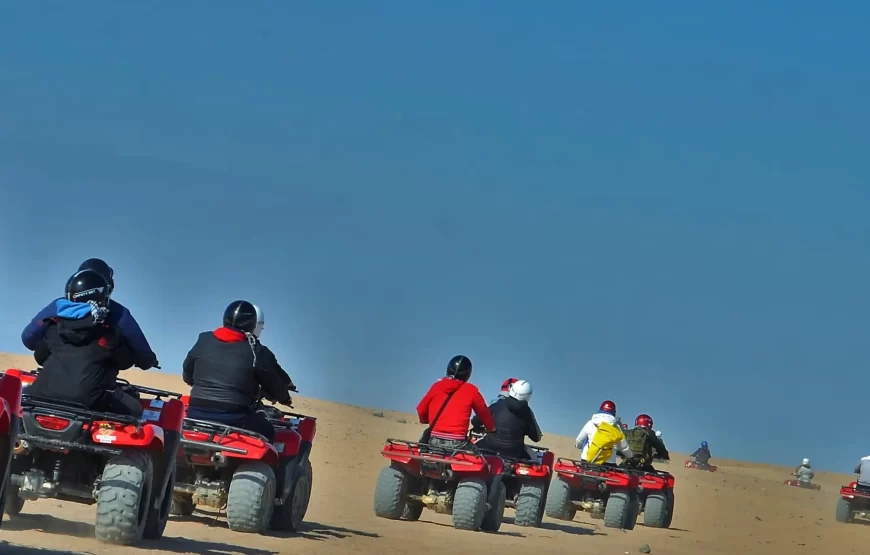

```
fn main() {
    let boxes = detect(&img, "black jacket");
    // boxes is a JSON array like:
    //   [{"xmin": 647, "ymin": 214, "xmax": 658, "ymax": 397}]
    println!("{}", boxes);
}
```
[
  {"xmin": 182, "ymin": 327, "xmax": 292, "ymax": 413},
  {"xmin": 471, "ymin": 397, "xmax": 542, "ymax": 458},
  {"xmin": 29, "ymin": 317, "xmax": 135, "ymax": 407}
]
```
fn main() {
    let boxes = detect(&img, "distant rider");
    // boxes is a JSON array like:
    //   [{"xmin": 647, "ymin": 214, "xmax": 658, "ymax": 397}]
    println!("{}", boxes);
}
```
[
  {"xmin": 472, "ymin": 379, "xmax": 542, "ymax": 460},
  {"xmin": 855, "ymin": 454, "xmax": 870, "ymax": 489},
  {"xmin": 692, "ymin": 441, "xmax": 712, "ymax": 466},
  {"xmin": 622, "ymin": 414, "xmax": 670, "ymax": 471},
  {"xmin": 21, "ymin": 258, "xmax": 158, "ymax": 370},
  {"xmin": 575, "ymin": 400, "xmax": 633, "ymax": 465},
  {"xmin": 27, "ymin": 270, "xmax": 143, "ymax": 417},
  {"xmin": 182, "ymin": 300, "xmax": 295, "ymax": 443},
  {"xmin": 793, "ymin": 458, "xmax": 814, "ymax": 484},
  {"xmin": 416, "ymin": 355, "xmax": 495, "ymax": 450}
]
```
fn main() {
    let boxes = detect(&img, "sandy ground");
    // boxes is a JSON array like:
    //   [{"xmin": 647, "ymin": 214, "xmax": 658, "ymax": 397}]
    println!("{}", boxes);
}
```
[{"xmin": 0, "ymin": 352, "xmax": 867, "ymax": 555}]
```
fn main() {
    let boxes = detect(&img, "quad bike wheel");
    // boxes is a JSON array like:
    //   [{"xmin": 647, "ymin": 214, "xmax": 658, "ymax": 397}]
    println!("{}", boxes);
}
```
[
  {"xmin": 3, "ymin": 487, "xmax": 25, "ymax": 517},
  {"xmin": 452, "ymin": 478, "xmax": 488, "ymax": 531},
  {"xmin": 170, "ymin": 494, "xmax": 195, "ymax": 517},
  {"xmin": 836, "ymin": 498, "xmax": 853, "ymax": 523},
  {"xmin": 544, "ymin": 477, "xmax": 576, "ymax": 521},
  {"xmin": 604, "ymin": 491, "xmax": 634, "ymax": 529},
  {"xmin": 664, "ymin": 490, "xmax": 675, "ymax": 528},
  {"xmin": 144, "ymin": 459, "xmax": 177, "ymax": 539},
  {"xmin": 374, "ymin": 464, "xmax": 410, "ymax": 520},
  {"xmin": 94, "ymin": 450, "xmax": 155, "ymax": 545},
  {"xmin": 481, "ymin": 479, "xmax": 506, "ymax": 532},
  {"xmin": 226, "ymin": 462, "xmax": 277, "ymax": 534},
  {"xmin": 643, "ymin": 492, "xmax": 670, "ymax": 528},
  {"xmin": 271, "ymin": 459, "xmax": 314, "ymax": 532},
  {"xmin": 514, "ymin": 481, "xmax": 547, "ymax": 527}
]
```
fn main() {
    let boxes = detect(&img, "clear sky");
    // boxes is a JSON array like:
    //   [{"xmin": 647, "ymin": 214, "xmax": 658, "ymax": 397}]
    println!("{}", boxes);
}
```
[{"xmin": 1, "ymin": 2, "xmax": 867, "ymax": 471}]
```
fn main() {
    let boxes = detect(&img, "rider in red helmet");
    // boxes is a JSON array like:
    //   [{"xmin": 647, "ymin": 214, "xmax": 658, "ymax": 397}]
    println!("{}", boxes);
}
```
[{"xmin": 622, "ymin": 413, "xmax": 670, "ymax": 470}]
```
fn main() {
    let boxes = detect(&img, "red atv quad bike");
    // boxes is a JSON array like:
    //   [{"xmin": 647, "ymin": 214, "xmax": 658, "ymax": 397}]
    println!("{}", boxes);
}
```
[
  {"xmin": 375, "ymin": 438, "xmax": 506, "ymax": 532},
  {"xmin": 544, "ymin": 457, "xmax": 642, "ymax": 530},
  {"xmin": 784, "ymin": 477, "xmax": 821, "ymax": 491},
  {"xmin": 0, "ymin": 372, "xmax": 23, "ymax": 529},
  {"xmin": 468, "ymin": 434, "xmax": 556, "ymax": 528},
  {"xmin": 684, "ymin": 458, "xmax": 718, "ymax": 472},
  {"xmin": 634, "ymin": 468, "xmax": 676, "ymax": 528},
  {"xmin": 172, "ymin": 392, "xmax": 316, "ymax": 534},
  {"xmin": 1, "ymin": 368, "xmax": 184, "ymax": 545},
  {"xmin": 836, "ymin": 482, "xmax": 870, "ymax": 524}
]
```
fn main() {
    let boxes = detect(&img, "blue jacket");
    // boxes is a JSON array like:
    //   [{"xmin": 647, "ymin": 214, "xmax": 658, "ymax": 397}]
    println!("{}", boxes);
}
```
[{"xmin": 22, "ymin": 298, "xmax": 157, "ymax": 369}]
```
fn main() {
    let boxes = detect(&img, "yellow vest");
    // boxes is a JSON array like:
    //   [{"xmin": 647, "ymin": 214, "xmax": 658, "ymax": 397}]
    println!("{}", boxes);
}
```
[{"xmin": 585, "ymin": 421, "xmax": 625, "ymax": 464}]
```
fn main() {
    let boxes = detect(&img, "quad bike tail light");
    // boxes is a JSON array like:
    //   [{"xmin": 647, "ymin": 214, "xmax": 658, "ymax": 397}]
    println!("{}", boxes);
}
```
[{"xmin": 35, "ymin": 415, "xmax": 71, "ymax": 431}]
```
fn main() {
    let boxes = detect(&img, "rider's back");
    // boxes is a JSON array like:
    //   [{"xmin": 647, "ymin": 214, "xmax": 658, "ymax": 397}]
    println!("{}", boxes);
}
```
[
  {"xmin": 483, "ymin": 396, "xmax": 542, "ymax": 457},
  {"xmin": 29, "ymin": 313, "xmax": 134, "ymax": 407},
  {"xmin": 183, "ymin": 327, "xmax": 288, "ymax": 413}
]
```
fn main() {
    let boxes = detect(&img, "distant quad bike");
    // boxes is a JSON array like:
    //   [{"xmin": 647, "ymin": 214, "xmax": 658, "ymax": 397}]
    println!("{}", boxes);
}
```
[
  {"xmin": 836, "ymin": 482, "xmax": 870, "ymax": 524},
  {"xmin": 375, "ymin": 438, "xmax": 506, "ymax": 532},
  {"xmin": 172, "ymin": 393, "xmax": 316, "ymax": 534},
  {"xmin": 684, "ymin": 458, "xmax": 718, "ymax": 472},
  {"xmin": 544, "ymin": 457, "xmax": 642, "ymax": 530},
  {"xmin": 469, "ymin": 435, "xmax": 556, "ymax": 528},
  {"xmin": 1, "ymin": 368, "xmax": 183, "ymax": 545},
  {"xmin": 784, "ymin": 477, "xmax": 821, "ymax": 491},
  {"xmin": 0, "ymin": 373, "xmax": 23, "ymax": 529}
]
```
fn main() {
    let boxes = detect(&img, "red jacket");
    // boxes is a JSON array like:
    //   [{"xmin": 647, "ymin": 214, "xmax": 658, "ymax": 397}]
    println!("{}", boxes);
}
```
[{"xmin": 416, "ymin": 378, "xmax": 495, "ymax": 441}]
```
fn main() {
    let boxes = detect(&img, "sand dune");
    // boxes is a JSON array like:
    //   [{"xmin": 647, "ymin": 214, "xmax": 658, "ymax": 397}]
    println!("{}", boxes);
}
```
[{"xmin": 0, "ymin": 351, "xmax": 865, "ymax": 554}]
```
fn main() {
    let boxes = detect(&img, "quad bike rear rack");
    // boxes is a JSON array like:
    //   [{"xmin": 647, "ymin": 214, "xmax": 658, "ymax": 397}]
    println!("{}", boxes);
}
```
[
  {"xmin": 180, "ymin": 418, "xmax": 271, "ymax": 455},
  {"xmin": 17, "ymin": 395, "xmax": 146, "ymax": 456},
  {"xmin": 381, "ymin": 438, "xmax": 485, "ymax": 467},
  {"xmin": 554, "ymin": 457, "xmax": 638, "ymax": 484}
]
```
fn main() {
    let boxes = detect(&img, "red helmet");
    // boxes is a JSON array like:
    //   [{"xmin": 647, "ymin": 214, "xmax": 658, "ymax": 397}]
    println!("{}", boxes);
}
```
[
  {"xmin": 599, "ymin": 400, "xmax": 616, "ymax": 415},
  {"xmin": 635, "ymin": 414, "xmax": 653, "ymax": 429},
  {"xmin": 499, "ymin": 377, "xmax": 519, "ymax": 396}
]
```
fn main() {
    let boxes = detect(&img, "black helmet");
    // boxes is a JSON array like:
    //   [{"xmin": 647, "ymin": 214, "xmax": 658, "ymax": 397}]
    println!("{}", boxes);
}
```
[
  {"xmin": 446, "ymin": 355, "xmax": 472, "ymax": 381},
  {"xmin": 223, "ymin": 300, "xmax": 258, "ymax": 334},
  {"xmin": 65, "ymin": 269, "xmax": 111, "ymax": 306},
  {"xmin": 78, "ymin": 258, "xmax": 114, "ymax": 292}
]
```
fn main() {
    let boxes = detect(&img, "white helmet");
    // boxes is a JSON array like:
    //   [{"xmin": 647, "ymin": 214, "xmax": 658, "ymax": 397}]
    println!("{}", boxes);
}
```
[
  {"xmin": 252, "ymin": 304, "xmax": 265, "ymax": 339},
  {"xmin": 802, "ymin": 458, "xmax": 810, "ymax": 466},
  {"xmin": 508, "ymin": 380, "xmax": 533, "ymax": 402},
  {"xmin": 655, "ymin": 430, "xmax": 662, "ymax": 438}
]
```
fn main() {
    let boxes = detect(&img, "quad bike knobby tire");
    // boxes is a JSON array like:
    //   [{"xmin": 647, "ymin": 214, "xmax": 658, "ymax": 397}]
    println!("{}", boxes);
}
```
[
  {"xmin": 226, "ymin": 462, "xmax": 277, "ymax": 533},
  {"xmin": 374, "ymin": 464, "xmax": 409, "ymax": 520},
  {"xmin": 643, "ymin": 492, "xmax": 670, "ymax": 528},
  {"xmin": 144, "ymin": 459, "xmax": 177, "ymax": 539},
  {"xmin": 514, "ymin": 481, "xmax": 547, "ymax": 527},
  {"xmin": 481, "ymin": 479, "xmax": 505, "ymax": 532},
  {"xmin": 94, "ymin": 450, "xmax": 155, "ymax": 545},
  {"xmin": 604, "ymin": 491, "xmax": 634, "ymax": 529},
  {"xmin": 452, "ymin": 478, "xmax": 488, "ymax": 531},
  {"xmin": 271, "ymin": 459, "xmax": 314, "ymax": 532},
  {"xmin": 170, "ymin": 494, "xmax": 195, "ymax": 517},
  {"xmin": 664, "ymin": 490, "xmax": 675, "ymax": 528},
  {"xmin": 3, "ymin": 486, "xmax": 25, "ymax": 517},
  {"xmin": 836, "ymin": 498, "xmax": 853, "ymax": 523},
  {"xmin": 544, "ymin": 477, "xmax": 576, "ymax": 521}
]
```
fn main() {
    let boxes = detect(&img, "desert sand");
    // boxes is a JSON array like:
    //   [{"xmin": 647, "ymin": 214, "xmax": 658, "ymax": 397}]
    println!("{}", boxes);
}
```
[{"xmin": 0, "ymin": 351, "xmax": 865, "ymax": 555}]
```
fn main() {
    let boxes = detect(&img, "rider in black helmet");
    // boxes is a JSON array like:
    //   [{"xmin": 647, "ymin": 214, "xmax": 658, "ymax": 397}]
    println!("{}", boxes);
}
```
[
  {"xmin": 182, "ymin": 300, "xmax": 295, "ymax": 443},
  {"xmin": 22, "ymin": 257, "xmax": 158, "ymax": 370},
  {"xmin": 27, "ymin": 270, "xmax": 143, "ymax": 417}
]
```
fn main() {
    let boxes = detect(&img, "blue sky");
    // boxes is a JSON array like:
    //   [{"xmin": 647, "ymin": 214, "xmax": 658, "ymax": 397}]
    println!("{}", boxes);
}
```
[{"xmin": 1, "ymin": 2, "xmax": 868, "ymax": 471}]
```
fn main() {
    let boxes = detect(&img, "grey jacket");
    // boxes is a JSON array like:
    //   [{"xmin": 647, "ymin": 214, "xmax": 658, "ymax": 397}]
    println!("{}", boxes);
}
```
[{"xmin": 794, "ymin": 465, "xmax": 814, "ymax": 482}]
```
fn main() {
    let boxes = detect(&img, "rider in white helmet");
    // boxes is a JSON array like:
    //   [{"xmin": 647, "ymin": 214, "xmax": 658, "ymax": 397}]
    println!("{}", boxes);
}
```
[
  {"xmin": 794, "ymin": 458, "xmax": 814, "ymax": 484},
  {"xmin": 472, "ymin": 379, "xmax": 542, "ymax": 460}
]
